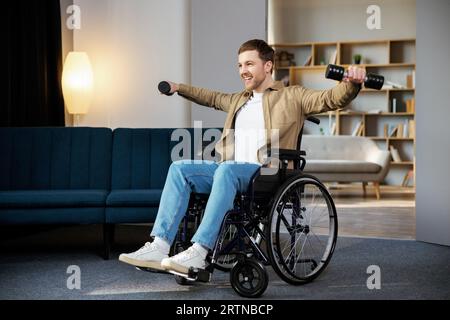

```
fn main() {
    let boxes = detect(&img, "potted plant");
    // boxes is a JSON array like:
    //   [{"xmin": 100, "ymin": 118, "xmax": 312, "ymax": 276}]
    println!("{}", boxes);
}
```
[{"xmin": 353, "ymin": 54, "xmax": 362, "ymax": 65}]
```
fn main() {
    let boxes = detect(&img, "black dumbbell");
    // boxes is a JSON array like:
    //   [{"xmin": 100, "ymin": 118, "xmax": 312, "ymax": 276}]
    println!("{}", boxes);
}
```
[
  {"xmin": 325, "ymin": 64, "xmax": 384, "ymax": 90},
  {"xmin": 158, "ymin": 81, "xmax": 174, "ymax": 96}
]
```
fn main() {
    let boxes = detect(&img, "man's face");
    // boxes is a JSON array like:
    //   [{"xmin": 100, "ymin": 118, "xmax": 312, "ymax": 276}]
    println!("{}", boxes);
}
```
[{"xmin": 238, "ymin": 50, "xmax": 272, "ymax": 91}]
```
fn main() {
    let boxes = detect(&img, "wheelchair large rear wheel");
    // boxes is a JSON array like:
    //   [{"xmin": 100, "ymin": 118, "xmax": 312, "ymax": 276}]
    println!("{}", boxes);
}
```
[{"xmin": 266, "ymin": 174, "xmax": 337, "ymax": 285}]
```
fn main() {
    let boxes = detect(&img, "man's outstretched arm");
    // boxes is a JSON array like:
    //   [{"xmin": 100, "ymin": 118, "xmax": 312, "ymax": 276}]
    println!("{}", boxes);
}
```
[
  {"xmin": 163, "ymin": 81, "xmax": 239, "ymax": 113},
  {"xmin": 296, "ymin": 65, "xmax": 365, "ymax": 115}
]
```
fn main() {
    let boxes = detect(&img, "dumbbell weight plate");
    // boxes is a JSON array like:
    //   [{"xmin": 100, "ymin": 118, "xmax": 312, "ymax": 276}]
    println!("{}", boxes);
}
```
[
  {"xmin": 365, "ymin": 73, "xmax": 385, "ymax": 90},
  {"xmin": 325, "ymin": 64, "xmax": 346, "ymax": 81},
  {"xmin": 158, "ymin": 81, "xmax": 174, "ymax": 96}
]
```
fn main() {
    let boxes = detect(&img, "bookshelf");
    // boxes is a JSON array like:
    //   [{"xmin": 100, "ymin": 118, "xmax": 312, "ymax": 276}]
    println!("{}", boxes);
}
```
[{"xmin": 272, "ymin": 39, "xmax": 416, "ymax": 188}]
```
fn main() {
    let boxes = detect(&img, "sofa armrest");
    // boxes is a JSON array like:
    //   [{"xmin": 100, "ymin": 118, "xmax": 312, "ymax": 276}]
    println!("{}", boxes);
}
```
[
  {"xmin": 367, "ymin": 148, "xmax": 390, "ymax": 167},
  {"xmin": 367, "ymin": 148, "xmax": 391, "ymax": 182}
]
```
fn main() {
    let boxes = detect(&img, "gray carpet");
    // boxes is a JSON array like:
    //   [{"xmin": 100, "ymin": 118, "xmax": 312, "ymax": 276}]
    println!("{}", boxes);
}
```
[{"xmin": 0, "ymin": 225, "xmax": 449, "ymax": 300}]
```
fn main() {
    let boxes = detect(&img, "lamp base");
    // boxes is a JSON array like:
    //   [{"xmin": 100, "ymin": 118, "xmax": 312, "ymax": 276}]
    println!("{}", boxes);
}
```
[{"xmin": 73, "ymin": 114, "xmax": 81, "ymax": 127}]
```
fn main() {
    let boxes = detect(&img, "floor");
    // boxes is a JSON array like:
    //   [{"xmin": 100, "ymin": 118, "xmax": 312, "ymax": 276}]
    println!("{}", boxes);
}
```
[
  {"xmin": 2, "ymin": 235, "xmax": 449, "ymax": 300},
  {"xmin": 329, "ymin": 184, "xmax": 415, "ymax": 240},
  {"xmin": 116, "ymin": 184, "xmax": 416, "ymax": 241},
  {"xmin": 0, "ymin": 185, "xmax": 428, "ymax": 301}
]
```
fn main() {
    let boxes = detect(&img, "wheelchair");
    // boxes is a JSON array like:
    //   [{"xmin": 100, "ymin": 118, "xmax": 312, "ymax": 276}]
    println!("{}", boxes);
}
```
[{"xmin": 168, "ymin": 117, "xmax": 338, "ymax": 298}]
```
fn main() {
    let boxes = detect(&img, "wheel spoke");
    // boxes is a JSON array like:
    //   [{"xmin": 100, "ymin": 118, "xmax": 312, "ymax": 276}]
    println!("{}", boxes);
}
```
[{"xmin": 269, "ymin": 178, "xmax": 337, "ymax": 283}]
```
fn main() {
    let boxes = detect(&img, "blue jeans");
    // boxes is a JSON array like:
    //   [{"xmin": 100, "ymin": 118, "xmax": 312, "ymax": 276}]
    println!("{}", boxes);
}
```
[{"xmin": 150, "ymin": 160, "xmax": 261, "ymax": 249}]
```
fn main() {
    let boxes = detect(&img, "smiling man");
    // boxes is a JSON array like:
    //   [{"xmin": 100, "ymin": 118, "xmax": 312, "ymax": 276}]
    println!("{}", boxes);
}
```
[{"xmin": 119, "ymin": 39, "xmax": 365, "ymax": 276}]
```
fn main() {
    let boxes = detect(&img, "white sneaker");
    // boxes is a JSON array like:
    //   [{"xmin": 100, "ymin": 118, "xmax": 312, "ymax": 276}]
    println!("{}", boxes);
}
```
[
  {"xmin": 119, "ymin": 242, "xmax": 168, "ymax": 271},
  {"xmin": 161, "ymin": 246, "xmax": 206, "ymax": 275}
]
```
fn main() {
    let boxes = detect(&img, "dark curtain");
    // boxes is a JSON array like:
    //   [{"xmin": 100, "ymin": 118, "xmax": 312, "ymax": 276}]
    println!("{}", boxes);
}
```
[{"xmin": 4, "ymin": 0, "xmax": 65, "ymax": 127}]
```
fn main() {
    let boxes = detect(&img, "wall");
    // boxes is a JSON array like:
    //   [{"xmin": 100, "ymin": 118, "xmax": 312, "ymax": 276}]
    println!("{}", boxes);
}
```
[
  {"xmin": 73, "ymin": 0, "xmax": 191, "ymax": 129},
  {"xmin": 269, "ymin": 0, "xmax": 416, "ymax": 43},
  {"xmin": 60, "ymin": 0, "xmax": 73, "ymax": 69},
  {"xmin": 66, "ymin": 0, "xmax": 267, "ymax": 128},
  {"xmin": 60, "ymin": 0, "xmax": 74, "ymax": 126},
  {"xmin": 190, "ymin": 0, "xmax": 267, "ymax": 127},
  {"xmin": 416, "ymin": 0, "xmax": 450, "ymax": 246}
]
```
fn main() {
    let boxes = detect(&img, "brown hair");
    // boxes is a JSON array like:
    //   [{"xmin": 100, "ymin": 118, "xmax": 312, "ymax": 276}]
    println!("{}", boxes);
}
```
[{"xmin": 238, "ymin": 39, "xmax": 275, "ymax": 73}]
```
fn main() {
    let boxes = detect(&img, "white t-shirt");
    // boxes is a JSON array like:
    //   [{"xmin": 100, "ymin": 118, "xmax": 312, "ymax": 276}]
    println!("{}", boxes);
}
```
[{"xmin": 234, "ymin": 92, "xmax": 266, "ymax": 164}]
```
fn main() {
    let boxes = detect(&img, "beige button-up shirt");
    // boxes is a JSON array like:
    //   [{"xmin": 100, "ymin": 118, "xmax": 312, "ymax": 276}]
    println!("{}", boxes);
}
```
[{"xmin": 178, "ymin": 81, "xmax": 360, "ymax": 164}]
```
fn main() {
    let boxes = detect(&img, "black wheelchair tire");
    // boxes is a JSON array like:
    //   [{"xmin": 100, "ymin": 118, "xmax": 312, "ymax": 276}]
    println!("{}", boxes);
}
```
[{"xmin": 266, "ymin": 173, "xmax": 338, "ymax": 285}]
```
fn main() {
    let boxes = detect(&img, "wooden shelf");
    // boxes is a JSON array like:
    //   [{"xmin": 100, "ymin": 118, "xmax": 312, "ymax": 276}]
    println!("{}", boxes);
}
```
[
  {"xmin": 283, "ymin": 63, "xmax": 415, "ymax": 70},
  {"xmin": 290, "ymin": 66, "xmax": 327, "ymax": 70},
  {"xmin": 391, "ymin": 161, "xmax": 414, "ymax": 165},
  {"xmin": 369, "ymin": 137, "xmax": 415, "ymax": 141},
  {"xmin": 339, "ymin": 111, "xmax": 366, "ymax": 116},
  {"xmin": 341, "ymin": 63, "xmax": 415, "ymax": 68},
  {"xmin": 273, "ymin": 38, "xmax": 416, "ymax": 187},
  {"xmin": 365, "ymin": 112, "xmax": 415, "ymax": 116},
  {"xmin": 388, "ymin": 137, "xmax": 415, "ymax": 141},
  {"xmin": 338, "ymin": 112, "xmax": 414, "ymax": 116},
  {"xmin": 361, "ymin": 88, "xmax": 415, "ymax": 92}
]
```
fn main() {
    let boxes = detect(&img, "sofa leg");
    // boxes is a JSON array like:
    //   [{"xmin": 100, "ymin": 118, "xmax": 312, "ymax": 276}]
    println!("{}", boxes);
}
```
[
  {"xmin": 373, "ymin": 182, "xmax": 381, "ymax": 200},
  {"xmin": 103, "ymin": 224, "xmax": 115, "ymax": 260},
  {"xmin": 362, "ymin": 182, "xmax": 367, "ymax": 197}
]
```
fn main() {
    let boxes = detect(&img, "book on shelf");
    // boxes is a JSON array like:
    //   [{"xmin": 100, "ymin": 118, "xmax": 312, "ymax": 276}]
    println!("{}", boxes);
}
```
[
  {"xmin": 303, "ymin": 55, "xmax": 312, "ymax": 66},
  {"xmin": 384, "ymin": 124, "xmax": 389, "ymax": 138},
  {"xmin": 391, "ymin": 98, "xmax": 397, "ymax": 113},
  {"xmin": 406, "ymin": 98, "xmax": 416, "ymax": 113},
  {"xmin": 408, "ymin": 120, "xmax": 416, "ymax": 139},
  {"xmin": 402, "ymin": 170, "xmax": 414, "ymax": 187},
  {"xmin": 352, "ymin": 121, "xmax": 364, "ymax": 136},
  {"xmin": 329, "ymin": 122, "xmax": 337, "ymax": 135},
  {"xmin": 385, "ymin": 80, "xmax": 407, "ymax": 89},
  {"xmin": 397, "ymin": 123, "xmax": 404, "ymax": 138},
  {"xmin": 390, "ymin": 145, "xmax": 402, "ymax": 162},
  {"xmin": 406, "ymin": 74, "xmax": 414, "ymax": 89},
  {"xmin": 389, "ymin": 125, "xmax": 398, "ymax": 137},
  {"xmin": 329, "ymin": 50, "xmax": 337, "ymax": 65}
]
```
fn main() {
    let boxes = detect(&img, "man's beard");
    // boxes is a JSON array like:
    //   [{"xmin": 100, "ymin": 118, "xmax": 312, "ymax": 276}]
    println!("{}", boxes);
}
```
[{"xmin": 245, "ymin": 77, "xmax": 263, "ymax": 91}]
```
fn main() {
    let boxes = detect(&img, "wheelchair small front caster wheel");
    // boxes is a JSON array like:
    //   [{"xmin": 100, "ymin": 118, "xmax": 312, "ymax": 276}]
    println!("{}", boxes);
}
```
[
  {"xmin": 175, "ymin": 275, "xmax": 193, "ymax": 286},
  {"xmin": 230, "ymin": 258, "xmax": 268, "ymax": 298}
]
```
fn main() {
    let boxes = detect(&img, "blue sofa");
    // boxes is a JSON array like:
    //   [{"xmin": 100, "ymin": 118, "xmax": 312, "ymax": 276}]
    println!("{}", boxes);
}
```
[{"xmin": 0, "ymin": 127, "xmax": 217, "ymax": 259}]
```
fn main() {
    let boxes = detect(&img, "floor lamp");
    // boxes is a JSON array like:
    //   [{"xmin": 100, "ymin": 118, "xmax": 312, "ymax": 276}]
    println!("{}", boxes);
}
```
[{"xmin": 62, "ymin": 52, "xmax": 94, "ymax": 127}]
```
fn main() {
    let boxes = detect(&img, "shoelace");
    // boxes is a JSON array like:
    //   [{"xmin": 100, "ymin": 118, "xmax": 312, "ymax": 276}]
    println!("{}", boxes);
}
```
[{"xmin": 136, "ymin": 241, "xmax": 155, "ymax": 254}]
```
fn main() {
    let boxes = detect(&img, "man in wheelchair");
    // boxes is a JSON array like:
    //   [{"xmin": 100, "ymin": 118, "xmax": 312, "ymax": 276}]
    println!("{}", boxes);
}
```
[{"xmin": 119, "ymin": 39, "xmax": 365, "ymax": 295}]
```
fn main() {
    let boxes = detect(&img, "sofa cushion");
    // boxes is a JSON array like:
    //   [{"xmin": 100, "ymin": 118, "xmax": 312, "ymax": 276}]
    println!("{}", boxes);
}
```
[
  {"xmin": 0, "ymin": 190, "xmax": 108, "ymax": 208},
  {"xmin": 305, "ymin": 160, "xmax": 381, "ymax": 173},
  {"xmin": 302, "ymin": 135, "xmax": 379, "ymax": 162},
  {"xmin": 0, "ymin": 127, "xmax": 112, "ymax": 191},
  {"xmin": 111, "ymin": 129, "xmax": 176, "ymax": 190},
  {"xmin": 111, "ymin": 128, "xmax": 220, "ymax": 191},
  {"xmin": 106, "ymin": 189, "xmax": 163, "ymax": 207}
]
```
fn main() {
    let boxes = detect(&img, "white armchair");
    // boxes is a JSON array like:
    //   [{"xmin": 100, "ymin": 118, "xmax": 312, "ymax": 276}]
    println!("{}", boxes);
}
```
[{"xmin": 301, "ymin": 135, "xmax": 391, "ymax": 199}]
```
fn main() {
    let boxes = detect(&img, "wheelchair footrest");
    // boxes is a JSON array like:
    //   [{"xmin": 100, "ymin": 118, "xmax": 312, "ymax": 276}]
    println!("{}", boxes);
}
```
[{"xmin": 169, "ymin": 267, "xmax": 212, "ymax": 283}]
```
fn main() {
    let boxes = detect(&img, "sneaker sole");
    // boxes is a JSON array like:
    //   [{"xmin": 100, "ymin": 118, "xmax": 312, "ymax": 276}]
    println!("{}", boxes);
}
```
[
  {"xmin": 161, "ymin": 259, "xmax": 190, "ymax": 274},
  {"xmin": 161, "ymin": 259, "xmax": 206, "ymax": 275},
  {"xmin": 119, "ymin": 255, "xmax": 166, "ymax": 271}
]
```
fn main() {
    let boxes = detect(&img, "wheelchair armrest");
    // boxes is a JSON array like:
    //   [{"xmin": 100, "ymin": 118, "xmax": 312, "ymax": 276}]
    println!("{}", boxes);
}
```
[{"xmin": 269, "ymin": 149, "xmax": 306, "ymax": 161}]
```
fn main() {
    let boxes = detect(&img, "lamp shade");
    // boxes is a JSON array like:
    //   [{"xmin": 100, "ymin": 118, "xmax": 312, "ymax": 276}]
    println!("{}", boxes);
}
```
[{"xmin": 62, "ymin": 52, "xmax": 94, "ymax": 115}]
